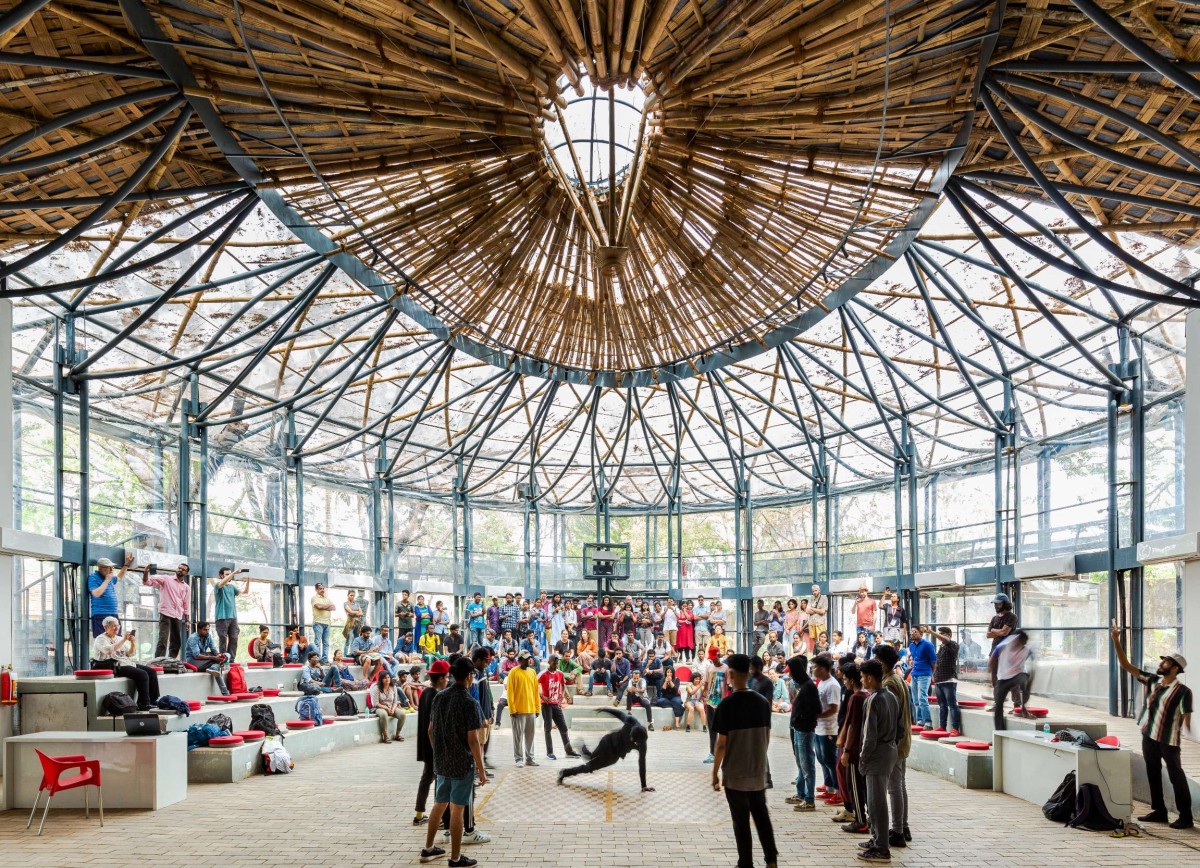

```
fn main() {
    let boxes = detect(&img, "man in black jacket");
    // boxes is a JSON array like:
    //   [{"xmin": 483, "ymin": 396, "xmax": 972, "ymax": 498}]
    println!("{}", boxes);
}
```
[
  {"xmin": 413, "ymin": 659, "xmax": 449, "ymax": 826},
  {"xmin": 557, "ymin": 707, "xmax": 654, "ymax": 792},
  {"xmin": 471, "ymin": 647, "xmax": 496, "ymax": 770},
  {"xmin": 786, "ymin": 655, "xmax": 820, "ymax": 811}
]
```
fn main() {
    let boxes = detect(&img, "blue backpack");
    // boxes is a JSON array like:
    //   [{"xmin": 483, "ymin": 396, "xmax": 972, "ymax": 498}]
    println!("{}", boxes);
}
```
[
  {"xmin": 157, "ymin": 694, "xmax": 191, "ymax": 716},
  {"xmin": 295, "ymin": 695, "xmax": 324, "ymax": 725},
  {"xmin": 186, "ymin": 722, "xmax": 226, "ymax": 750}
]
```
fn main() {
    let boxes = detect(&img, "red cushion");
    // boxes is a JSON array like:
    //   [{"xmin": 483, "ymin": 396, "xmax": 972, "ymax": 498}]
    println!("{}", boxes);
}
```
[
  {"xmin": 150, "ymin": 666, "xmax": 165, "ymax": 672},
  {"xmin": 234, "ymin": 730, "xmax": 265, "ymax": 741},
  {"xmin": 208, "ymin": 735, "xmax": 244, "ymax": 746},
  {"xmin": 956, "ymin": 741, "xmax": 991, "ymax": 751},
  {"xmin": 261, "ymin": 688, "xmax": 281, "ymax": 697},
  {"xmin": 286, "ymin": 720, "xmax": 315, "ymax": 729},
  {"xmin": 1097, "ymin": 735, "xmax": 1120, "ymax": 747},
  {"xmin": 236, "ymin": 692, "xmax": 263, "ymax": 701},
  {"xmin": 281, "ymin": 663, "xmax": 303, "ymax": 668},
  {"xmin": 187, "ymin": 700, "xmax": 202, "ymax": 711},
  {"xmin": 207, "ymin": 694, "xmax": 238, "ymax": 703},
  {"xmin": 919, "ymin": 729, "xmax": 950, "ymax": 739},
  {"xmin": 247, "ymin": 662, "xmax": 273, "ymax": 668},
  {"xmin": 959, "ymin": 699, "xmax": 987, "ymax": 708},
  {"xmin": 910, "ymin": 724, "xmax": 924, "ymax": 733},
  {"xmin": 1012, "ymin": 706, "xmax": 1049, "ymax": 717},
  {"xmin": 183, "ymin": 662, "xmax": 198, "ymax": 671},
  {"xmin": 74, "ymin": 669, "xmax": 114, "ymax": 678}
]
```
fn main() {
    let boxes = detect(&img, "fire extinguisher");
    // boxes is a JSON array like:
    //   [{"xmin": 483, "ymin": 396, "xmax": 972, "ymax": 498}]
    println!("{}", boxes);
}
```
[{"xmin": 1, "ymin": 664, "xmax": 16, "ymax": 705}]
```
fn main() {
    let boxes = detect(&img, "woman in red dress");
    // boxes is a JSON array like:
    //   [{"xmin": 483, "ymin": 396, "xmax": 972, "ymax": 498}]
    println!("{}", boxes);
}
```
[
  {"xmin": 597, "ymin": 595, "xmax": 615, "ymax": 651},
  {"xmin": 676, "ymin": 599, "xmax": 696, "ymax": 662}
]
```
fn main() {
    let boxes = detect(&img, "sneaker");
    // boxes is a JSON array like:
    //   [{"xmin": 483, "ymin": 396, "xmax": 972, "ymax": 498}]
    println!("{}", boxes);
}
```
[
  {"xmin": 557, "ymin": 771, "xmax": 566, "ymax": 786},
  {"xmin": 462, "ymin": 830, "xmax": 491, "ymax": 845},
  {"xmin": 817, "ymin": 785, "xmax": 827, "ymax": 793},
  {"xmin": 843, "ymin": 822, "xmax": 871, "ymax": 834},
  {"xmin": 858, "ymin": 840, "xmax": 875, "ymax": 849},
  {"xmin": 857, "ymin": 848, "xmax": 891, "ymax": 863},
  {"xmin": 794, "ymin": 802, "xmax": 816, "ymax": 812},
  {"xmin": 685, "ymin": 725, "xmax": 691, "ymax": 733},
  {"xmin": 1139, "ymin": 810, "xmax": 1169, "ymax": 823},
  {"xmin": 514, "ymin": 759, "xmax": 524, "ymax": 768},
  {"xmin": 823, "ymin": 794, "xmax": 845, "ymax": 806},
  {"xmin": 903, "ymin": 827, "xmax": 912, "ymax": 843},
  {"xmin": 888, "ymin": 831, "xmax": 907, "ymax": 849},
  {"xmin": 419, "ymin": 847, "xmax": 447, "ymax": 863},
  {"xmin": 831, "ymin": 810, "xmax": 855, "ymax": 823},
  {"xmin": 413, "ymin": 815, "xmax": 428, "ymax": 826},
  {"xmin": 647, "ymin": 723, "xmax": 655, "ymax": 731},
  {"xmin": 785, "ymin": 796, "xmax": 803, "ymax": 805},
  {"xmin": 448, "ymin": 857, "xmax": 478, "ymax": 867},
  {"xmin": 566, "ymin": 752, "xmax": 582, "ymax": 758},
  {"xmin": 525, "ymin": 759, "xmax": 539, "ymax": 767},
  {"xmin": 948, "ymin": 729, "xmax": 960, "ymax": 737},
  {"xmin": 547, "ymin": 754, "xmax": 557, "ymax": 761},
  {"xmin": 1169, "ymin": 816, "xmax": 1194, "ymax": 830},
  {"xmin": 703, "ymin": 754, "xmax": 714, "ymax": 764}
]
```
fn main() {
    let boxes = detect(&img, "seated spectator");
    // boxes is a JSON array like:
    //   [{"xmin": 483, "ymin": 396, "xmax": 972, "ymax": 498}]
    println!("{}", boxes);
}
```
[
  {"xmin": 652, "ymin": 635, "xmax": 673, "ymax": 662},
  {"xmin": 711, "ymin": 625, "xmax": 729, "ymax": 655},
  {"xmin": 653, "ymin": 665, "xmax": 684, "ymax": 728},
  {"xmin": 184, "ymin": 622, "xmax": 229, "ymax": 695},
  {"xmin": 498, "ymin": 629, "xmax": 518, "ymax": 657},
  {"xmin": 283, "ymin": 624, "xmax": 310, "ymax": 663},
  {"xmin": 374, "ymin": 625, "xmax": 401, "ymax": 677},
  {"xmin": 559, "ymin": 647, "xmax": 583, "ymax": 698},
  {"xmin": 587, "ymin": 650, "xmax": 613, "ymax": 697},
  {"xmin": 642, "ymin": 648, "xmax": 665, "ymax": 698},
  {"xmin": 576, "ymin": 629, "xmax": 598, "ymax": 670},
  {"xmin": 814, "ymin": 630, "xmax": 830, "ymax": 656},
  {"xmin": 396, "ymin": 630, "xmax": 419, "ymax": 664},
  {"xmin": 401, "ymin": 666, "xmax": 423, "ymax": 706},
  {"xmin": 554, "ymin": 629, "xmax": 572, "ymax": 658},
  {"xmin": 829, "ymin": 630, "xmax": 850, "ymax": 657},
  {"xmin": 443, "ymin": 624, "xmax": 464, "ymax": 656},
  {"xmin": 370, "ymin": 671, "xmax": 406, "ymax": 743},
  {"xmin": 250, "ymin": 624, "xmax": 281, "ymax": 663},
  {"xmin": 683, "ymin": 672, "xmax": 705, "ymax": 732},
  {"xmin": 624, "ymin": 669, "xmax": 654, "ymax": 728},
  {"xmin": 621, "ymin": 631, "xmax": 645, "ymax": 663},
  {"xmin": 91, "ymin": 616, "xmax": 161, "ymax": 710},
  {"xmin": 300, "ymin": 651, "xmax": 336, "ymax": 694},
  {"xmin": 498, "ymin": 647, "xmax": 519, "ymax": 682},
  {"xmin": 771, "ymin": 667, "xmax": 792, "ymax": 713},
  {"xmin": 331, "ymin": 649, "xmax": 372, "ymax": 690},
  {"xmin": 519, "ymin": 631, "xmax": 539, "ymax": 660},
  {"xmin": 419, "ymin": 622, "xmax": 444, "ymax": 665},
  {"xmin": 757, "ymin": 629, "xmax": 785, "ymax": 660},
  {"xmin": 350, "ymin": 625, "xmax": 383, "ymax": 680}
]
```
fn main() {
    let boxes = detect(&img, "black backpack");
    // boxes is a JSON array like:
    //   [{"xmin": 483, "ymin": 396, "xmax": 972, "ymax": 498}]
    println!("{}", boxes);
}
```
[
  {"xmin": 272, "ymin": 652, "xmax": 284, "ymax": 668},
  {"xmin": 335, "ymin": 690, "xmax": 359, "ymax": 717},
  {"xmin": 156, "ymin": 694, "xmax": 190, "ymax": 716},
  {"xmin": 206, "ymin": 713, "xmax": 234, "ymax": 734},
  {"xmin": 1042, "ymin": 771, "xmax": 1076, "ymax": 823},
  {"xmin": 1067, "ymin": 782, "xmax": 1122, "ymax": 832},
  {"xmin": 249, "ymin": 702, "xmax": 282, "ymax": 737},
  {"xmin": 101, "ymin": 691, "xmax": 139, "ymax": 717}
]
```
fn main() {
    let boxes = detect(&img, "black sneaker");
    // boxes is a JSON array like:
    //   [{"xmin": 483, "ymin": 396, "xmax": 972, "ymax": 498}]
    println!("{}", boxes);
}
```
[
  {"xmin": 858, "ymin": 840, "xmax": 875, "ymax": 849},
  {"xmin": 557, "ymin": 770, "xmax": 566, "ymax": 786},
  {"xmin": 647, "ymin": 723, "xmax": 655, "ymax": 731},
  {"xmin": 888, "ymin": 831, "xmax": 907, "ymax": 848},
  {"xmin": 413, "ymin": 816, "xmax": 429, "ymax": 826},
  {"xmin": 566, "ymin": 752, "xmax": 582, "ymax": 758},
  {"xmin": 1169, "ymin": 816, "xmax": 1194, "ymax": 830},
  {"xmin": 903, "ymin": 827, "xmax": 912, "ymax": 842},
  {"xmin": 1139, "ymin": 810, "xmax": 1169, "ymax": 824},
  {"xmin": 419, "ymin": 846, "xmax": 446, "ymax": 863},
  {"xmin": 857, "ymin": 848, "xmax": 891, "ymax": 863},
  {"xmin": 448, "ymin": 857, "xmax": 477, "ymax": 867},
  {"xmin": 842, "ymin": 822, "xmax": 871, "ymax": 834}
]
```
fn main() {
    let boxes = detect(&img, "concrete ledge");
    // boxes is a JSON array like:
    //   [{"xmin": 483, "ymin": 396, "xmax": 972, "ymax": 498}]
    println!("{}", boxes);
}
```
[
  {"xmin": 907, "ymin": 736, "xmax": 993, "ymax": 789},
  {"xmin": 953, "ymin": 706, "xmax": 1108, "ymax": 743},
  {"xmin": 187, "ymin": 714, "xmax": 413, "ymax": 783},
  {"xmin": 95, "ymin": 689, "xmax": 372, "ymax": 734}
]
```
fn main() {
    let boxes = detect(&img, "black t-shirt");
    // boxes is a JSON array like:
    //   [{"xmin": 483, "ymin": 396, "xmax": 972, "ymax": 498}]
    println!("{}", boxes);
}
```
[
  {"xmin": 430, "ymin": 684, "xmax": 482, "ymax": 779},
  {"xmin": 988, "ymin": 611, "xmax": 1017, "ymax": 651},
  {"xmin": 749, "ymin": 674, "xmax": 774, "ymax": 704},
  {"xmin": 790, "ymin": 678, "xmax": 820, "ymax": 732},
  {"xmin": 444, "ymin": 633, "xmax": 463, "ymax": 654},
  {"xmin": 396, "ymin": 603, "xmax": 415, "ymax": 630},
  {"xmin": 712, "ymin": 689, "xmax": 773, "ymax": 791},
  {"xmin": 416, "ymin": 684, "xmax": 438, "ymax": 763}
]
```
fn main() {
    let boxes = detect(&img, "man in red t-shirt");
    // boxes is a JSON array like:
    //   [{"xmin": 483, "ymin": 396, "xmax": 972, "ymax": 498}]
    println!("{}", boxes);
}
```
[
  {"xmin": 852, "ymin": 587, "xmax": 878, "ymax": 636},
  {"xmin": 539, "ymin": 656, "xmax": 581, "ymax": 761}
]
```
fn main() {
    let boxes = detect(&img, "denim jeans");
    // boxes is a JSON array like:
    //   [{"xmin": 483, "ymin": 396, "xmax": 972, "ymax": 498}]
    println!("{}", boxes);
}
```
[
  {"xmin": 911, "ymin": 675, "xmax": 932, "ymax": 726},
  {"xmin": 936, "ymin": 681, "xmax": 961, "ymax": 731},
  {"xmin": 815, "ymin": 733, "xmax": 838, "ymax": 792},
  {"xmin": 469, "ymin": 626, "xmax": 486, "ymax": 649},
  {"xmin": 792, "ymin": 730, "xmax": 816, "ymax": 803},
  {"xmin": 311, "ymin": 622, "xmax": 330, "ymax": 661}
]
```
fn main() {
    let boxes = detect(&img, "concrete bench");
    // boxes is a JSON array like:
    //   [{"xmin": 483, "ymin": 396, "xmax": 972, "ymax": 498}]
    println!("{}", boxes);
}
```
[
  {"xmin": 187, "ymin": 714, "xmax": 414, "ymax": 783},
  {"xmin": 907, "ymin": 735, "xmax": 993, "ymax": 789},
  {"xmin": 94, "ymin": 689, "xmax": 372, "ymax": 734},
  {"xmin": 4, "ymin": 730, "xmax": 187, "ymax": 810},
  {"xmin": 952, "ymin": 706, "xmax": 1108, "ymax": 742}
]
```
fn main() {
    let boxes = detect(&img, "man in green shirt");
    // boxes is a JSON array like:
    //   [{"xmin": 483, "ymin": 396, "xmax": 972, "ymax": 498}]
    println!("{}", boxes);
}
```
[
  {"xmin": 558, "ymin": 648, "xmax": 584, "ymax": 698},
  {"xmin": 213, "ymin": 567, "xmax": 251, "ymax": 658}
]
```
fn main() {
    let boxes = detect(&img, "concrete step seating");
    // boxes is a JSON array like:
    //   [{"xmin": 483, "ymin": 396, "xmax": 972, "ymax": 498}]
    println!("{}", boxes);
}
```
[{"xmin": 95, "ymin": 689, "xmax": 374, "ymax": 735}]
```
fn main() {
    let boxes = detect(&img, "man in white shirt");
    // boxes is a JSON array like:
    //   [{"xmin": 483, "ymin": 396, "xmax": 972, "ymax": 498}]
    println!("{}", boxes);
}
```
[
  {"xmin": 812, "ymin": 654, "xmax": 841, "ymax": 803},
  {"xmin": 992, "ymin": 630, "xmax": 1032, "ymax": 733}
]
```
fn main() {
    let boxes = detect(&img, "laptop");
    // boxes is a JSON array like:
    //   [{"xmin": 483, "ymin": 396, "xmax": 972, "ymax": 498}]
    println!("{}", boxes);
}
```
[{"xmin": 124, "ymin": 712, "xmax": 168, "ymax": 736}]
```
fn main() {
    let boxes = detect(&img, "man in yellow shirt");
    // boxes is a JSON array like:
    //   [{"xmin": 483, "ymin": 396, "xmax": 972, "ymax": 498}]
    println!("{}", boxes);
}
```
[
  {"xmin": 419, "ymin": 622, "xmax": 444, "ymax": 666},
  {"xmin": 506, "ymin": 650, "xmax": 542, "ymax": 766}
]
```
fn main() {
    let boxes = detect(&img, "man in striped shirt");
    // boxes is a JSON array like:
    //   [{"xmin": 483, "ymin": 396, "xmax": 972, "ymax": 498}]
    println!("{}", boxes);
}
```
[{"xmin": 1111, "ymin": 624, "xmax": 1193, "ymax": 829}]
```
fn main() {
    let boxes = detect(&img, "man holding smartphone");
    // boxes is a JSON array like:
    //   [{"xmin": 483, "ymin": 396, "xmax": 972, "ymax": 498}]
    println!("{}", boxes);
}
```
[{"xmin": 213, "ymin": 566, "xmax": 252, "ymax": 658}]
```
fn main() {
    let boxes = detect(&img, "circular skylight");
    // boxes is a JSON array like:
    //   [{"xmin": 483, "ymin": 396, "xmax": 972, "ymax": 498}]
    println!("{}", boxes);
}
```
[{"xmin": 544, "ymin": 74, "xmax": 647, "ymax": 191}]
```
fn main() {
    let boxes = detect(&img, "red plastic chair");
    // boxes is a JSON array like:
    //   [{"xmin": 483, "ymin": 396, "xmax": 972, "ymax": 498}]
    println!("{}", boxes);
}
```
[{"xmin": 26, "ymin": 750, "xmax": 103, "ymax": 836}]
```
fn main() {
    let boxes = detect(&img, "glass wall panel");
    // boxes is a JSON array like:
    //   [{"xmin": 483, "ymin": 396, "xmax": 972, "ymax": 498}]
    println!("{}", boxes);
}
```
[
  {"xmin": 302, "ymin": 478, "xmax": 371, "ymax": 573},
  {"xmin": 1143, "ymin": 401, "xmax": 1184, "ymax": 539},
  {"xmin": 1142, "ymin": 562, "xmax": 1182, "ymax": 671},
  {"xmin": 13, "ymin": 389, "xmax": 56, "ymax": 536},
  {"xmin": 753, "ymin": 502, "xmax": 812, "ymax": 583},
  {"xmin": 12, "ymin": 556, "xmax": 56, "ymax": 677},
  {"xmin": 833, "ymin": 487, "xmax": 894, "ymax": 579},
  {"xmin": 1021, "ymin": 574, "xmax": 1109, "ymax": 710}
]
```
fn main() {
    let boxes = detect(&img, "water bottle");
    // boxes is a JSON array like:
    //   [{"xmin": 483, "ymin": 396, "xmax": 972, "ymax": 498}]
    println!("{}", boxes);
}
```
[{"xmin": 1042, "ymin": 723, "xmax": 1051, "ymax": 739}]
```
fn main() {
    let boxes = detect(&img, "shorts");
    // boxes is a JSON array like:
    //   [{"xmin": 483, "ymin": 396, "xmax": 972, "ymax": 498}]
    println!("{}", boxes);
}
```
[
  {"xmin": 435, "ymin": 773, "xmax": 474, "ymax": 806},
  {"xmin": 808, "ymin": 622, "xmax": 824, "ymax": 639}
]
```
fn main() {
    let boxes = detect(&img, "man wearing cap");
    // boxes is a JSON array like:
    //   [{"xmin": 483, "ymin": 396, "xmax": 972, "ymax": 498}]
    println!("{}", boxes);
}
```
[
  {"xmin": 88, "ymin": 553, "xmax": 133, "ymax": 637},
  {"xmin": 506, "ymin": 649, "xmax": 541, "ymax": 767},
  {"xmin": 143, "ymin": 561, "xmax": 191, "ymax": 658},
  {"xmin": 1111, "ymin": 625, "xmax": 1193, "ymax": 829},
  {"xmin": 414, "ymin": 658, "xmax": 450, "ymax": 826}
]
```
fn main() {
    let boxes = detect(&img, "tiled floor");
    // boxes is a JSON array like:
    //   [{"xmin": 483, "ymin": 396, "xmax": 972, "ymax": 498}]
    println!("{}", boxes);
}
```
[{"xmin": 1, "ymin": 724, "xmax": 1196, "ymax": 867}]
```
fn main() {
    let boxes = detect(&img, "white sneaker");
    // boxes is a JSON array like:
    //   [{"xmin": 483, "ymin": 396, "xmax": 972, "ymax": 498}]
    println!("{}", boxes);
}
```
[{"xmin": 462, "ymin": 830, "xmax": 491, "ymax": 845}]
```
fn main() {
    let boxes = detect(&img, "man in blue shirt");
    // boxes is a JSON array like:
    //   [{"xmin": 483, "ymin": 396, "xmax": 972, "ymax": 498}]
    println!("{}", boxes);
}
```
[
  {"xmin": 907, "ymin": 628, "xmax": 938, "ymax": 728},
  {"xmin": 211, "ymin": 566, "xmax": 251, "ymax": 658},
  {"xmin": 694, "ymin": 596, "xmax": 712, "ymax": 661},
  {"xmin": 374, "ymin": 625, "xmax": 401, "ymax": 678},
  {"xmin": 610, "ymin": 649, "xmax": 633, "ymax": 704},
  {"xmin": 466, "ymin": 592, "xmax": 486, "ymax": 650},
  {"xmin": 184, "ymin": 622, "xmax": 230, "ymax": 694},
  {"xmin": 87, "ymin": 554, "xmax": 132, "ymax": 637},
  {"xmin": 350, "ymin": 625, "xmax": 383, "ymax": 681}
]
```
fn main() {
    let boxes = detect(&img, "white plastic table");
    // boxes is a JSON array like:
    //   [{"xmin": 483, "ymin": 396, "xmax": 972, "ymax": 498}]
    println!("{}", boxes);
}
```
[{"xmin": 993, "ymin": 730, "xmax": 1132, "ymax": 822}]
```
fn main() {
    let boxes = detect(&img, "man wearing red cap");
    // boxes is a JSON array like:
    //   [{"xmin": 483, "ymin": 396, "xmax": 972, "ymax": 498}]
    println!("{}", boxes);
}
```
[{"xmin": 413, "ymin": 659, "xmax": 450, "ymax": 827}]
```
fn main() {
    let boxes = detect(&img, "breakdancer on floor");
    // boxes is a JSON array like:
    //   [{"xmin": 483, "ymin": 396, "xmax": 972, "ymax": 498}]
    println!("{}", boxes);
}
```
[{"xmin": 557, "ymin": 707, "xmax": 655, "ymax": 792}]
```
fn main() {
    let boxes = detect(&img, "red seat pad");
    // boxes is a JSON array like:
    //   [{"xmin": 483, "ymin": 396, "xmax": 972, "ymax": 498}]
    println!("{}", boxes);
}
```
[
  {"xmin": 261, "ymin": 688, "xmax": 281, "ymax": 697},
  {"xmin": 956, "ymin": 741, "xmax": 991, "ymax": 751},
  {"xmin": 920, "ymin": 729, "xmax": 950, "ymax": 739},
  {"xmin": 281, "ymin": 663, "xmax": 303, "ymax": 668},
  {"xmin": 1012, "ymin": 706, "xmax": 1049, "ymax": 717},
  {"xmin": 187, "ymin": 700, "xmax": 202, "ymax": 711},
  {"xmin": 207, "ymin": 694, "xmax": 238, "ymax": 703},
  {"xmin": 1097, "ymin": 735, "xmax": 1120, "ymax": 747},
  {"xmin": 74, "ymin": 669, "xmax": 114, "ymax": 678},
  {"xmin": 236, "ymin": 692, "xmax": 263, "ymax": 701},
  {"xmin": 910, "ymin": 724, "xmax": 924, "ymax": 733},
  {"xmin": 286, "ymin": 720, "xmax": 315, "ymax": 728},
  {"xmin": 247, "ymin": 662, "xmax": 272, "ymax": 668},
  {"xmin": 234, "ymin": 730, "xmax": 265, "ymax": 741},
  {"xmin": 150, "ymin": 666, "xmax": 165, "ymax": 672},
  {"xmin": 959, "ymin": 699, "xmax": 987, "ymax": 708},
  {"xmin": 208, "ymin": 735, "xmax": 244, "ymax": 746}
]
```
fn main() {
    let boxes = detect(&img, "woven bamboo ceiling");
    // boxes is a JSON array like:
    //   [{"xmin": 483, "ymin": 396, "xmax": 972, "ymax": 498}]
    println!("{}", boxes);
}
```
[{"xmin": 1, "ymin": 0, "xmax": 1198, "ymax": 505}]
